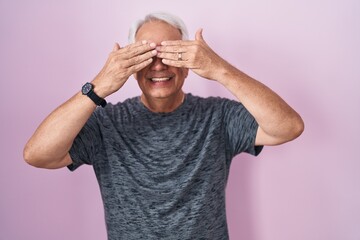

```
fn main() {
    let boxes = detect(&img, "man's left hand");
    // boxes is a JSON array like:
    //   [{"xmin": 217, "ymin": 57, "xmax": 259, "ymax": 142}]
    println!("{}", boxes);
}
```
[{"xmin": 156, "ymin": 29, "xmax": 230, "ymax": 81}]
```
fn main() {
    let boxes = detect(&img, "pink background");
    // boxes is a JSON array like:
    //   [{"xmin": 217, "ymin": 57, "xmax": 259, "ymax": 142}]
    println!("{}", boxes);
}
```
[{"xmin": 1, "ymin": 0, "xmax": 359, "ymax": 239}]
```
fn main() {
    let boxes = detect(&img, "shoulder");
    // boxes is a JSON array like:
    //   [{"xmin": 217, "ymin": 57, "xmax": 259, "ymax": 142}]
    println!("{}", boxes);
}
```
[
  {"xmin": 186, "ymin": 93, "xmax": 242, "ymax": 111},
  {"xmin": 187, "ymin": 93, "xmax": 224, "ymax": 105}
]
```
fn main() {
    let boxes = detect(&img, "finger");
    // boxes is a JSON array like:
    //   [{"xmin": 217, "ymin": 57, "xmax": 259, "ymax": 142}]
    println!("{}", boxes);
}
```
[
  {"xmin": 161, "ymin": 58, "xmax": 188, "ymax": 68},
  {"xmin": 123, "ymin": 41, "xmax": 157, "ymax": 59},
  {"xmin": 111, "ymin": 40, "xmax": 146, "ymax": 57},
  {"xmin": 156, "ymin": 45, "xmax": 187, "ymax": 53},
  {"xmin": 160, "ymin": 40, "xmax": 194, "ymax": 46},
  {"xmin": 112, "ymin": 42, "xmax": 121, "ymax": 52},
  {"xmin": 126, "ymin": 49, "xmax": 157, "ymax": 67},
  {"xmin": 128, "ymin": 57, "xmax": 154, "ymax": 74},
  {"xmin": 157, "ymin": 52, "xmax": 186, "ymax": 61},
  {"xmin": 195, "ymin": 28, "xmax": 204, "ymax": 41}
]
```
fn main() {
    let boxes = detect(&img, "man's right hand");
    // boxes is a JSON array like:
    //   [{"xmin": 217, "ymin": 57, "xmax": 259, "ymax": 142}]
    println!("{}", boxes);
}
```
[
  {"xmin": 92, "ymin": 41, "xmax": 157, "ymax": 98},
  {"xmin": 23, "ymin": 41, "xmax": 157, "ymax": 169}
]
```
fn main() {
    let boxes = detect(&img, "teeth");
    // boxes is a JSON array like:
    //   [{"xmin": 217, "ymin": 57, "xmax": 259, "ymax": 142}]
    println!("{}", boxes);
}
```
[{"xmin": 151, "ymin": 77, "xmax": 171, "ymax": 82}]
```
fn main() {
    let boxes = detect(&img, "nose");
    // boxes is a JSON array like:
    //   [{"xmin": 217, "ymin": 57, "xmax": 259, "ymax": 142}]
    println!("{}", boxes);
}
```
[{"xmin": 150, "ymin": 56, "xmax": 168, "ymax": 71}]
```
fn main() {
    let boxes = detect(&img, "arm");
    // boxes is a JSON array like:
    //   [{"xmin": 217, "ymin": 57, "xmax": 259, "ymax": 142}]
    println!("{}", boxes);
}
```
[
  {"xmin": 157, "ymin": 29, "xmax": 304, "ymax": 146},
  {"xmin": 23, "ymin": 93, "xmax": 96, "ymax": 169},
  {"xmin": 24, "ymin": 41, "xmax": 157, "ymax": 169},
  {"xmin": 215, "ymin": 65, "xmax": 304, "ymax": 146}
]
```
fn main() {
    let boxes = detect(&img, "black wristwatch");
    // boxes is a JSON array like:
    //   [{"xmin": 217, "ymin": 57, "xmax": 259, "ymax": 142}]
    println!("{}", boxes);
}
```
[{"xmin": 81, "ymin": 82, "xmax": 107, "ymax": 107}]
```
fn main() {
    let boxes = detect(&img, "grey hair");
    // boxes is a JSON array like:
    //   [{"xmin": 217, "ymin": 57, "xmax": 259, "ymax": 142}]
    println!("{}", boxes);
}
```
[{"xmin": 128, "ymin": 12, "xmax": 189, "ymax": 43}]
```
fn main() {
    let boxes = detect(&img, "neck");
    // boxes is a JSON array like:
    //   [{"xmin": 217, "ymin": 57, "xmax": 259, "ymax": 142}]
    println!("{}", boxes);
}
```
[{"xmin": 140, "ymin": 92, "xmax": 185, "ymax": 113}]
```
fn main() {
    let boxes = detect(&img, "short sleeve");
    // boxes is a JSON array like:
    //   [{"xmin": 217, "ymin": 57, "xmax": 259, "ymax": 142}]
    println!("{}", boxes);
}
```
[
  {"xmin": 222, "ymin": 99, "xmax": 263, "ymax": 157},
  {"xmin": 67, "ymin": 110, "xmax": 102, "ymax": 171}
]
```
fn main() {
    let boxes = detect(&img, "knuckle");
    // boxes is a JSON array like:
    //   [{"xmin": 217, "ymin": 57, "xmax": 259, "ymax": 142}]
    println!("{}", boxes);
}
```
[
  {"xmin": 135, "ymin": 55, "xmax": 142, "ymax": 62},
  {"xmin": 126, "ymin": 48, "xmax": 136, "ymax": 57},
  {"xmin": 127, "ymin": 58, "xmax": 136, "ymax": 66},
  {"xmin": 124, "ymin": 46, "xmax": 136, "ymax": 56}
]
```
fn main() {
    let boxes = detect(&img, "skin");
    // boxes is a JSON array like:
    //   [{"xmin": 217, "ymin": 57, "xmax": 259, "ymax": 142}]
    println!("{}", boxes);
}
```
[
  {"xmin": 23, "ymin": 19, "xmax": 304, "ymax": 169},
  {"xmin": 133, "ymin": 21, "xmax": 189, "ymax": 113}
]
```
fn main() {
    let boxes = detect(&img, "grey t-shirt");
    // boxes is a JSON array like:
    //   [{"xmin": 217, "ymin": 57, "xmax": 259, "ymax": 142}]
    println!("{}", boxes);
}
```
[{"xmin": 69, "ymin": 93, "xmax": 262, "ymax": 240}]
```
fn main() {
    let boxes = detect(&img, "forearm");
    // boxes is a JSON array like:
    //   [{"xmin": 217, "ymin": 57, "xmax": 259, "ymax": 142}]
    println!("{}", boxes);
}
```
[
  {"xmin": 157, "ymin": 29, "xmax": 304, "ymax": 144},
  {"xmin": 24, "ymin": 41, "xmax": 157, "ymax": 168},
  {"xmin": 23, "ymin": 92, "xmax": 97, "ymax": 168},
  {"xmin": 218, "ymin": 64, "xmax": 304, "ymax": 145}
]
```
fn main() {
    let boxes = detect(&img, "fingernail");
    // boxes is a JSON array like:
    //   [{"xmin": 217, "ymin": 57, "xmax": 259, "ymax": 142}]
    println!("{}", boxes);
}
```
[
  {"xmin": 152, "ymin": 50, "xmax": 157, "ymax": 55},
  {"xmin": 150, "ymin": 42, "xmax": 156, "ymax": 47},
  {"xmin": 142, "ymin": 40, "xmax": 147, "ymax": 44}
]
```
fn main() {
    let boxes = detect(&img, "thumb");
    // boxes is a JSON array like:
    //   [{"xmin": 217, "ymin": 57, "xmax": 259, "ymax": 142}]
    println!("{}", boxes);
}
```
[
  {"xmin": 112, "ymin": 42, "xmax": 120, "ymax": 51},
  {"xmin": 195, "ymin": 28, "xmax": 204, "ymax": 41}
]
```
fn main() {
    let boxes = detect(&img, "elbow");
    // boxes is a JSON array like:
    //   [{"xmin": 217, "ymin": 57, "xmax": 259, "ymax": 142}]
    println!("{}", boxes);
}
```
[
  {"xmin": 286, "ymin": 114, "xmax": 305, "ymax": 142},
  {"xmin": 257, "ymin": 114, "xmax": 304, "ymax": 146},
  {"xmin": 23, "ymin": 144, "xmax": 41, "ymax": 168},
  {"xmin": 274, "ymin": 115, "xmax": 305, "ymax": 145},
  {"xmin": 23, "ymin": 144, "xmax": 49, "ymax": 168},
  {"xmin": 294, "ymin": 114, "xmax": 305, "ymax": 137},
  {"xmin": 23, "ymin": 144, "xmax": 70, "ymax": 169}
]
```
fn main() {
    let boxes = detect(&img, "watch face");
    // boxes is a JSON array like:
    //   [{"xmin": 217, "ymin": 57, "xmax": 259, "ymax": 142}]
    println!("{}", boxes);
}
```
[{"xmin": 82, "ymin": 83, "xmax": 93, "ymax": 95}]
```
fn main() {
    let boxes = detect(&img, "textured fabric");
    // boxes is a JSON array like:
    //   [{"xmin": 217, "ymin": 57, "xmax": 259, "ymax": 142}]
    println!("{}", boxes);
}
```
[{"xmin": 69, "ymin": 93, "xmax": 262, "ymax": 240}]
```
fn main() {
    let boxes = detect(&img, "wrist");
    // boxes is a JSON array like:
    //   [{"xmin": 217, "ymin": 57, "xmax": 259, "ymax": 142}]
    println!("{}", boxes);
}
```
[
  {"xmin": 90, "ymin": 79, "xmax": 112, "ymax": 98},
  {"xmin": 82, "ymin": 82, "xmax": 107, "ymax": 107}
]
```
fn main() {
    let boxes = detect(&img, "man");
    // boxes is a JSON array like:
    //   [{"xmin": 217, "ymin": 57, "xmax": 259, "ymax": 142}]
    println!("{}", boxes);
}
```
[{"xmin": 24, "ymin": 12, "xmax": 304, "ymax": 240}]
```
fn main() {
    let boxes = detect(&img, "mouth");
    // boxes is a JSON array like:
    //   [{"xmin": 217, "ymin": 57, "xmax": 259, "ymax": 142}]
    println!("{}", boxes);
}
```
[{"xmin": 148, "ymin": 76, "xmax": 173, "ymax": 82}]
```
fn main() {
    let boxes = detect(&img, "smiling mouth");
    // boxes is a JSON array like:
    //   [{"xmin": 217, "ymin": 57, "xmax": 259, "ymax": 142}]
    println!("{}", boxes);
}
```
[{"xmin": 149, "ymin": 77, "xmax": 172, "ymax": 82}]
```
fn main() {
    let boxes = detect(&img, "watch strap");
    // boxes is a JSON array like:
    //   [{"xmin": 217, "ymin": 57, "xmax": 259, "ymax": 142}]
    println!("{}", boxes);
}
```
[
  {"xmin": 87, "ymin": 90, "xmax": 107, "ymax": 107},
  {"xmin": 82, "ymin": 82, "xmax": 107, "ymax": 107}
]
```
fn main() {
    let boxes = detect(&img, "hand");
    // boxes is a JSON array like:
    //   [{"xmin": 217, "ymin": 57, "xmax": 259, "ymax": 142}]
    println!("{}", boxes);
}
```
[
  {"xmin": 92, "ymin": 41, "xmax": 157, "ymax": 97},
  {"xmin": 156, "ymin": 29, "xmax": 230, "ymax": 81}
]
